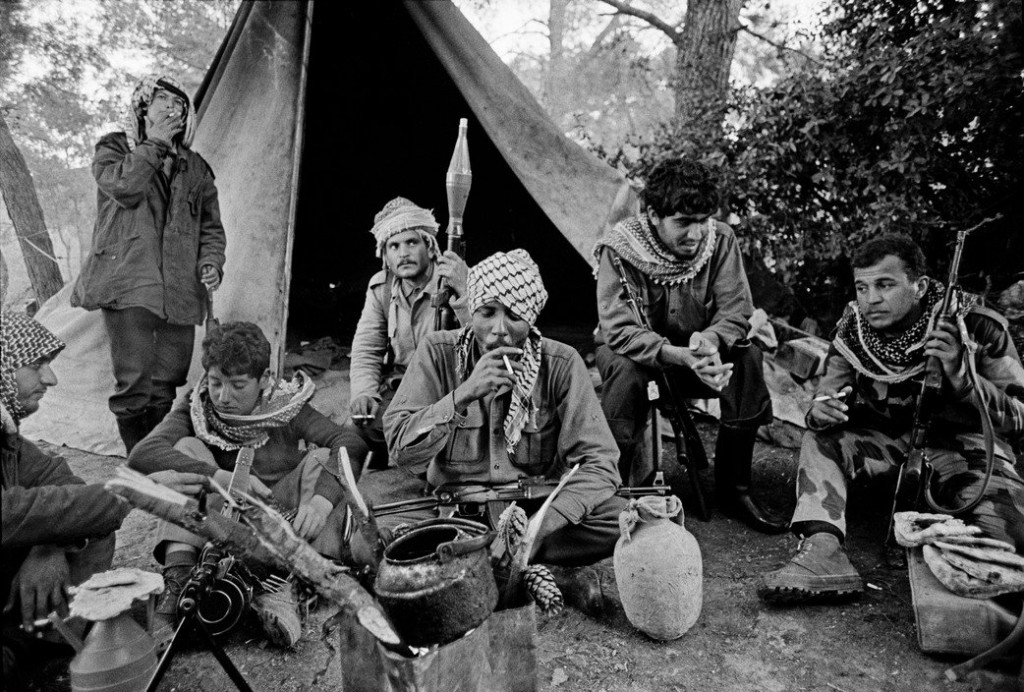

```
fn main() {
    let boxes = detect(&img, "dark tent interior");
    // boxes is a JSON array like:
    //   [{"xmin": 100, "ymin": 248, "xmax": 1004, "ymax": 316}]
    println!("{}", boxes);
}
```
[{"xmin": 287, "ymin": 2, "xmax": 599, "ymax": 349}]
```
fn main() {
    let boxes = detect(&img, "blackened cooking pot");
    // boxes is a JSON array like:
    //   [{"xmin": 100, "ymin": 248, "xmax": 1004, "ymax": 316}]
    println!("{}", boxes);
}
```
[{"xmin": 373, "ymin": 517, "xmax": 497, "ymax": 647}]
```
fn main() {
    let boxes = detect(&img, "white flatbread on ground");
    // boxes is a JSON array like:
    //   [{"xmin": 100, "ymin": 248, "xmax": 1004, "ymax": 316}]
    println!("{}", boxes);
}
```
[{"xmin": 893, "ymin": 512, "xmax": 981, "ymax": 547}]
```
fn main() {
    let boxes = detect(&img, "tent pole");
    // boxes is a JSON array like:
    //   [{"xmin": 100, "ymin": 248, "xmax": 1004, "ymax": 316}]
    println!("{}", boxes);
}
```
[{"xmin": 276, "ymin": 0, "xmax": 314, "ymax": 375}]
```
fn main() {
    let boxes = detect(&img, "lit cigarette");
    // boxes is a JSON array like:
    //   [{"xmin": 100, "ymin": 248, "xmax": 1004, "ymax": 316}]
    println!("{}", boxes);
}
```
[
  {"xmin": 502, "ymin": 355, "xmax": 515, "ymax": 376},
  {"xmin": 813, "ymin": 392, "xmax": 848, "ymax": 402}
]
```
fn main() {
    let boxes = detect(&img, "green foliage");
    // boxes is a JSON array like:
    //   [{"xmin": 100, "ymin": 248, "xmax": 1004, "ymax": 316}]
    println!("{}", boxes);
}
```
[
  {"xmin": 1, "ymin": 0, "xmax": 238, "ymax": 168},
  {"xmin": 627, "ymin": 0, "xmax": 1023, "ymax": 323}
]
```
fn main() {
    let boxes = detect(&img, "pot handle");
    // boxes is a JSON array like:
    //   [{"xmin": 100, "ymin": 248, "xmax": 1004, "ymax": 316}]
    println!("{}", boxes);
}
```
[{"xmin": 437, "ymin": 531, "xmax": 495, "ymax": 563}]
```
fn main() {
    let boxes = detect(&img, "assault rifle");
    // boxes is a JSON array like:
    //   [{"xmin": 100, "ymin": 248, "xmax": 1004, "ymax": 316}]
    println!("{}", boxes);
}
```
[
  {"xmin": 608, "ymin": 252, "xmax": 710, "ymax": 520},
  {"xmin": 886, "ymin": 219, "xmax": 999, "ymax": 549},
  {"xmin": 371, "ymin": 477, "xmax": 668, "ymax": 522}
]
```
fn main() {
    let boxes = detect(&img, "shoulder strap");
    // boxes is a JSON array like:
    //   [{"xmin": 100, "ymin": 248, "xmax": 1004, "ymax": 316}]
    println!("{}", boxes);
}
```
[{"xmin": 382, "ymin": 270, "xmax": 395, "ymax": 368}]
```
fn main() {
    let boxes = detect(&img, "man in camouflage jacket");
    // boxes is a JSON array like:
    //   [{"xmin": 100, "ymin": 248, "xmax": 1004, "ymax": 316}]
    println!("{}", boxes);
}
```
[{"xmin": 760, "ymin": 235, "xmax": 1024, "ymax": 603}]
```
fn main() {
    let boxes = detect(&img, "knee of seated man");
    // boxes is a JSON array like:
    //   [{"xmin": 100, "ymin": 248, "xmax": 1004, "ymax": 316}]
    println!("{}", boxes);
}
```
[{"xmin": 173, "ymin": 437, "xmax": 218, "ymax": 466}]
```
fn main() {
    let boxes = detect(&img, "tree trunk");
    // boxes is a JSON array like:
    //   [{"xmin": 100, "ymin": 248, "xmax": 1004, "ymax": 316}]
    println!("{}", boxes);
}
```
[
  {"xmin": 543, "ymin": 0, "xmax": 571, "ymax": 124},
  {"xmin": 0, "ymin": 112, "xmax": 64, "ymax": 303},
  {"xmin": 674, "ymin": 0, "xmax": 746, "ymax": 128}
]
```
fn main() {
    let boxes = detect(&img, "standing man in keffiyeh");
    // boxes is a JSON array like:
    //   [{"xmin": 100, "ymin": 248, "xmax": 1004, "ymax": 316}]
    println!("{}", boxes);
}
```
[
  {"xmin": 760, "ymin": 235, "xmax": 1024, "ymax": 603},
  {"xmin": 594, "ymin": 158, "xmax": 785, "ymax": 533},
  {"xmin": 347, "ymin": 197, "xmax": 468, "ymax": 470},
  {"xmin": 380, "ymin": 250, "xmax": 626, "ymax": 614},
  {"xmin": 72, "ymin": 73, "xmax": 226, "ymax": 454}
]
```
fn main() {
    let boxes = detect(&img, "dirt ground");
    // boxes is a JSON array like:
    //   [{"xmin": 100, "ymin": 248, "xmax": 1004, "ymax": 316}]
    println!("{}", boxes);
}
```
[{"xmin": 23, "ymin": 423, "xmax": 1021, "ymax": 692}]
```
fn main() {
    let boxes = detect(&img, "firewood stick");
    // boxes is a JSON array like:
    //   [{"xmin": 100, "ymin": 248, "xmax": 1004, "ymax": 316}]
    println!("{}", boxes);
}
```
[
  {"xmin": 105, "ymin": 469, "xmax": 404, "ymax": 648},
  {"xmin": 499, "ymin": 463, "xmax": 580, "ymax": 608}
]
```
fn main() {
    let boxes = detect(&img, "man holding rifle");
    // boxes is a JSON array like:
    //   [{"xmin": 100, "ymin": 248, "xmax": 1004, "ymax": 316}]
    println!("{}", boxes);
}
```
[
  {"xmin": 594, "ymin": 158, "xmax": 785, "ymax": 533},
  {"xmin": 760, "ymin": 235, "xmax": 1024, "ymax": 603},
  {"xmin": 380, "ymin": 250, "xmax": 625, "ymax": 613},
  {"xmin": 348, "ymin": 197, "xmax": 468, "ymax": 469}
]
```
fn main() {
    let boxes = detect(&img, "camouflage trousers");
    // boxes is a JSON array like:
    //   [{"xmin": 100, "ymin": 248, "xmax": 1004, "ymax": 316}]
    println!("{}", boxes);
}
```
[{"xmin": 790, "ymin": 426, "xmax": 1024, "ymax": 551}]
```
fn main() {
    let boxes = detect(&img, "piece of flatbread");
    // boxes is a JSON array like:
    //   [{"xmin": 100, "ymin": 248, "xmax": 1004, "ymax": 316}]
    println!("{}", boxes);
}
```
[
  {"xmin": 934, "ymin": 534, "xmax": 1016, "ymax": 552},
  {"xmin": 922, "ymin": 546, "xmax": 1018, "ymax": 598},
  {"xmin": 940, "ymin": 550, "xmax": 1024, "ymax": 586},
  {"xmin": 69, "ymin": 569, "xmax": 164, "ymax": 621},
  {"xmin": 932, "ymin": 540, "xmax": 1024, "ymax": 569},
  {"xmin": 75, "ymin": 567, "xmax": 143, "ymax": 590},
  {"xmin": 892, "ymin": 512, "xmax": 981, "ymax": 547}
]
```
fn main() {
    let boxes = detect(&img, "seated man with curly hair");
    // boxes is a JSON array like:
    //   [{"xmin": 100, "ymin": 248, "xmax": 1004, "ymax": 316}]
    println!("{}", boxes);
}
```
[{"xmin": 129, "ymin": 321, "xmax": 368, "ymax": 647}]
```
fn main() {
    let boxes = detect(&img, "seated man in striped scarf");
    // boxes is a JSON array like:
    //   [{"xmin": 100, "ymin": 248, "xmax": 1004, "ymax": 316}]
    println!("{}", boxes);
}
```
[
  {"xmin": 379, "ymin": 249, "xmax": 627, "ymax": 614},
  {"xmin": 129, "ymin": 321, "xmax": 368, "ymax": 647}
]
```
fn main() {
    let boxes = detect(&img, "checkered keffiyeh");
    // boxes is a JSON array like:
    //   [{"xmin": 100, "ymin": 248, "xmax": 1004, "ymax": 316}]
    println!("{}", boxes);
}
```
[
  {"xmin": 593, "ymin": 215, "xmax": 717, "ymax": 285},
  {"xmin": 1, "ymin": 312, "xmax": 65, "ymax": 428},
  {"xmin": 189, "ymin": 370, "xmax": 315, "ymax": 450},
  {"xmin": 467, "ymin": 249, "xmax": 548, "ymax": 325},
  {"xmin": 119, "ymin": 73, "xmax": 196, "ymax": 151},
  {"xmin": 833, "ymin": 281, "xmax": 975, "ymax": 383},
  {"xmin": 460, "ymin": 249, "xmax": 548, "ymax": 457},
  {"xmin": 370, "ymin": 197, "xmax": 440, "ymax": 264}
]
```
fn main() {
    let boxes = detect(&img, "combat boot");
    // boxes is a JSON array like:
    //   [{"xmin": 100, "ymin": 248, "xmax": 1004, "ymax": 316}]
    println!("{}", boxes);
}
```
[
  {"xmin": 548, "ymin": 565, "xmax": 605, "ymax": 617},
  {"xmin": 714, "ymin": 428, "xmax": 788, "ymax": 534},
  {"xmin": 758, "ymin": 532, "xmax": 864, "ymax": 603},
  {"xmin": 252, "ymin": 580, "xmax": 303, "ymax": 648},
  {"xmin": 151, "ymin": 562, "xmax": 195, "ymax": 650}
]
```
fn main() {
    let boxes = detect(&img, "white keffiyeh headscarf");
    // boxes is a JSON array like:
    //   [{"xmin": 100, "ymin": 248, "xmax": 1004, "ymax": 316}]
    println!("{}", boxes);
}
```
[
  {"xmin": 370, "ymin": 197, "xmax": 441, "ymax": 266},
  {"xmin": 119, "ymin": 73, "xmax": 196, "ymax": 151},
  {"xmin": 457, "ymin": 249, "xmax": 548, "ymax": 457}
]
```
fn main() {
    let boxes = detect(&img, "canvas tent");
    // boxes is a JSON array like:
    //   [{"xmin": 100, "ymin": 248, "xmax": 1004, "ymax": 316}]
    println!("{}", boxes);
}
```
[{"xmin": 22, "ymin": 0, "xmax": 630, "ymax": 454}]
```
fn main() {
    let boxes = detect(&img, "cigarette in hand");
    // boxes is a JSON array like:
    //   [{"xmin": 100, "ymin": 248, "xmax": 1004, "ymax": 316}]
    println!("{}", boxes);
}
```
[
  {"xmin": 502, "ymin": 355, "xmax": 515, "ymax": 376},
  {"xmin": 813, "ymin": 391, "xmax": 848, "ymax": 402}
]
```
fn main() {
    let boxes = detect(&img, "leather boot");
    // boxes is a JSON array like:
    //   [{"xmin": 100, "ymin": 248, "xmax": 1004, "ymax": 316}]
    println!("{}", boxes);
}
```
[
  {"xmin": 115, "ymin": 410, "xmax": 151, "ymax": 455},
  {"xmin": 547, "ymin": 565, "xmax": 605, "ymax": 618},
  {"xmin": 758, "ymin": 532, "xmax": 864, "ymax": 603},
  {"xmin": 714, "ymin": 427, "xmax": 787, "ymax": 534},
  {"xmin": 151, "ymin": 560, "xmax": 195, "ymax": 651}
]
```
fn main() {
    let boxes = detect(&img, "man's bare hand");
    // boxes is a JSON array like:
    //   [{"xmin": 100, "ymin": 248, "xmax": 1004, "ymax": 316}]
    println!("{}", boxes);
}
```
[
  {"xmin": 350, "ymin": 394, "xmax": 380, "ymax": 425},
  {"xmin": 436, "ymin": 251, "xmax": 468, "ymax": 298},
  {"xmin": 148, "ymin": 470, "xmax": 208, "ymax": 497},
  {"xmin": 692, "ymin": 354, "xmax": 733, "ymax": 392},
  {"xmin": 688, "ymin": 331, "xmax": 721, "ymax": 358},
  {"xmin": 660, "ymin": 344, "xmax": 732, "ymax": 391},
  {"xmin": 145, "ymin": 110, "xmax": 183, "ymax": 145},
  {"xmin": 199, "ymin": 264, "xmax": 221, "ymax": 291},
  {"xmin": 4, "ymin": 545, "xmax": 70, "ymax": 632},
  {"xmin": 454, "ymin": 346, "xmax": 524, "ymax": 407},
  {"xmin": 807, "ymin": 385, "xmax": 853, "ymax": 428},
  {"xmin": 924, "ymin": 318, "xmax": 967, "ymax": 391},
  {"xmin": 292, "ymin": 495, "xmax": 332, "ymax": 540}
]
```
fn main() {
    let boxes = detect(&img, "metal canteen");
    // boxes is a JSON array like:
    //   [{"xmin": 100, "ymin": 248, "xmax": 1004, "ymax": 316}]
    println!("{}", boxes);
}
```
[{"xmin": 373, "ymin": 517, "xmax": 498, "ymax": 647}]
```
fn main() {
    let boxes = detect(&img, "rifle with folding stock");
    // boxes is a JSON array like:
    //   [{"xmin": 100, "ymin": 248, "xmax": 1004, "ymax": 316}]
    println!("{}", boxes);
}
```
[{"xmin": 607, "ymin": 252, "xmax": 710, "ymax": 520}]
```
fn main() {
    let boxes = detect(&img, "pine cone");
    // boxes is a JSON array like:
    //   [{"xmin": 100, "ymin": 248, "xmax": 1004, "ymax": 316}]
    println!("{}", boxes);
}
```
[
  {"xmin": 523, "ymin": 564, "xmax": 563, "ymax": 615},
  {"xmin": 497, "ymin": 503, "xmax": 528, "ymax": 555}
]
